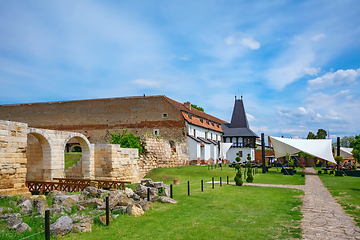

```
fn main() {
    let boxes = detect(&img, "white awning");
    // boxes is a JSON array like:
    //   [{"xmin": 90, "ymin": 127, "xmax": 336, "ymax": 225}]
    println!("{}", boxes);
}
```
[
  {"xmin": 269, "ymin": 136, "xmax": 336, "ymax": 164},
  {"xmin": 220, "ymin": 143, "xmax": 233, "ymax": 159}
]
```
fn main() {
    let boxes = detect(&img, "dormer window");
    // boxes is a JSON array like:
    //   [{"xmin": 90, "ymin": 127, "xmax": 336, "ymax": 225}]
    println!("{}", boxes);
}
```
[{"xmin": 163, "ymin": 113, "xmax": 168, "ymax": 118}]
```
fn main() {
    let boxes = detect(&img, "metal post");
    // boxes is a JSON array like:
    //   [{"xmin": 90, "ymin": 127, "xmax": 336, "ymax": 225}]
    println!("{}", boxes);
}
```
[
  {"xmin": 106, "ymin": 196, "xmax": 109, "ymax": 226},
  {"xmin": 262, "ymin": 133, "xmax": 266, "ymax": 173},
  {"xmin": 187, "ymin": 181, "xmax": 190, "ymax": 196},
  {"xmin": 337, "ymin": 137, "xmax": 340, "ymax": 156},
  {"xmin": 201, "ymin": 180, "xmax": 203, "ymax": 192},
  {"xmin": 147, "ymin": 187, "xmax": 150, "ymax": 201},
  {"xmin": 170, "ymin": 184, "xmax": 173, "ymax": 198},
  {"xmin": 212, "ymin": 177, "xmax": 214, "ymax": 189},
  {"xmin": 220, "ymin": 177, "xmax": 222, "ymax": 186},
  {"xmin": 227, "ymin": 176, "xmax": 229, "ymax": 184},
  {"xmin": 45, "ymin": 210, "xmax": 50, "ymax": 240}
]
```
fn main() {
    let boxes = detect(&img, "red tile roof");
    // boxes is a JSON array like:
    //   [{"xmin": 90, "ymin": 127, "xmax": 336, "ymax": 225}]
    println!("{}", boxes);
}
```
[
  {"xmin": 182, "ymin": 112, "xmax": 223, "ymax": 132},
  {"xmin": 165, "ymin": 96, "xmax": 228, "ymax": 125}
]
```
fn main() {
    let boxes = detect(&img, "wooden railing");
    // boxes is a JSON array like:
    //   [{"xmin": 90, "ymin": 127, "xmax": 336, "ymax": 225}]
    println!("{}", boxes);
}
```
[{"xmin": 26, "ymin": 178, "xmax": 132, "ymax": 194}]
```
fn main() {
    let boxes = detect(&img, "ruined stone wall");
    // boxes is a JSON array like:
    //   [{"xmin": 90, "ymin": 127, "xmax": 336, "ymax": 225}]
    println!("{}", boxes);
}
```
[
  {"xmin": 137, "ymin": 136, "xmax": 189, "ymax": 177},
  {"xmin": 0, "ymin": 120, "xmax": 29, "ymax": 195},
  {"xmin": 26, "ymin": 134, "xmax": 44, "ymax": 181},
  {"xmin": 0, "ymin": 95, "xmax": 186, "ymax": 143}
]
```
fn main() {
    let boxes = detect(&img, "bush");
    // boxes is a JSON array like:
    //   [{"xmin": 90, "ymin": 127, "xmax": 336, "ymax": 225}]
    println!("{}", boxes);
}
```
[
  {"xmin": 246, "ymin": 162, "xmax": 253, "ymax": 183},
  {"xmin": 110, "ymin": 129, "xmax": 143, "ymax": 155},
  {"xmin": 234, "ymin": 165, "xmax": 243, "ymax": 186},
  {"xmin": 334, "ymin": 156, "xmax": 343, "ymax": 165},
  {"xmin": 235, "ymin": 157, "xmax": 241, "ymax": 162}
]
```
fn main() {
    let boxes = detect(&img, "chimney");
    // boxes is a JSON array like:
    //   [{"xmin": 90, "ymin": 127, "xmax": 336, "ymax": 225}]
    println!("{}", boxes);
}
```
[
  {"xmin": 184, "ymin": 102, "xmax": 191, "ymax": 110},
  {"xmin": 268, "ymin": 136, "xmax": 272, "ymax": 148}
]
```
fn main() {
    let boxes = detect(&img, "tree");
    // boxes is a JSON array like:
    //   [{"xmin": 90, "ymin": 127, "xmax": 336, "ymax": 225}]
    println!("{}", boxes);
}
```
[
  {"xmin": 340, "ymin": 136, "xmax": 355, "ymax": 148},
  {"xmin": 110, "ymin": 129, "xmax": 143, "ymax": 155},
  {"xmin": 306, "ymin": 132, "xmax": 316, "ymax": 139},
  {"xmin": 191, "ymin": 104, "xmax": 204, "ymax": 112},
  {"xmin": 246, "ymin": 162, "xmax": 253, "ymax": 183},
  {"xmin": 316, "ymin": 129, "xmax": 327, "ymax": 139},
  {"xmin": 234, "ymin": 165, "xmax": 243, "ymax": 186}
]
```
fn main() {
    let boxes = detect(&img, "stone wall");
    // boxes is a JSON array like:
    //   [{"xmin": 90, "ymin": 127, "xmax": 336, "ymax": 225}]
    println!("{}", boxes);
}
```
[
  {"xmin": 138, "ymin": 136, "xmax": 189, "ymax": 177},
  {"xmin": 0, "ymin": 120, "xmax": 29, "ymax": 196}
]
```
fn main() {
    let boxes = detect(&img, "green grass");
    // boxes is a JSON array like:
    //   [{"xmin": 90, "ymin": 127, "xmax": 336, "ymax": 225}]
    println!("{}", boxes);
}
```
[
  {"xmin": 319, "ymin": 174, "xmax": 360, "ymax": 226},
  {"xmin": 145, "ymin": 165, "xmax": 305, "ymax": 186},
  {"xmin": 1, "ymin": 165, "xmax": 304, "ymax": 239},
  {"xmin": 61, "ymin": 184, "xmax": 302, "ymax": 240},
  {"xmin": 64, "ymin": 152, "xmax": 82, "ymax": 170}
]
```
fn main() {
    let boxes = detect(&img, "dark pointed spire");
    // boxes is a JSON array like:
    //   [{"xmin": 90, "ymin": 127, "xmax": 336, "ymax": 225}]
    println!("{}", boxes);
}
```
[{"xmin": 230, "ymin": 98, "xmax": 248, "ymax": 128}]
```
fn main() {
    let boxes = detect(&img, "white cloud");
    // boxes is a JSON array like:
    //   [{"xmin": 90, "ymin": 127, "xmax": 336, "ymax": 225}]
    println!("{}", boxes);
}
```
[
  {"xmin": 250, "ymin": 126, "xmax": 268, "ymax": 133},
  {"xmin": 131, "ymin": 79, "xmax": 161, "ymax": 88},
  {"xmin": 311, "ymin": 33, "xmax": 326, "ymax": 41},
  {"xmin": 302, "ymin": 67, "xmax": 321, "ymax": 76},
  {"xmin": 224, "ymin": 33, "xmax": 260, "ymax": 50},
  {"xmin": 308, "ymin": 68, "xmax": 360, "ymax": 90},
  {"xmin": 246, "ymin": 113, "xmax": 256, "ymax": 122},
  {"xmin": 241, "ymin": 37, "xmax": 260, "ymax": 50},
  {"xmin": 179, "ymin": 54, "xmax": 192, "ymax": 61}
]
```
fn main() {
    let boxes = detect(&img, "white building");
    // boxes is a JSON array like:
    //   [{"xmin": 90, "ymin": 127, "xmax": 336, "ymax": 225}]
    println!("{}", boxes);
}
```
[
  {"xmin": 222, "ymin": 97, "xmax": 259, "ymax": 163},
  {"xmin": 182, "ymin": 102, "xmax": 226, "ymax": 164}
]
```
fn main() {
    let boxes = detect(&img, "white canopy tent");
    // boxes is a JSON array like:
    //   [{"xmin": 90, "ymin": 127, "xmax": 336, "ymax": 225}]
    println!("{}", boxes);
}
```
[
  {"xmin": 269, "ymin": 136, "xmax": 336, "ymax": 164},
  {"xmin": 219, "ymin": 143, "xmax": 233, "ymax": 160}
]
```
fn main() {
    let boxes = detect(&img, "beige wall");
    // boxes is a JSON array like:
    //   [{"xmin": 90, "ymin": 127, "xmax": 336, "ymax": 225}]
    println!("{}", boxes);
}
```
[{"xmin": 0, "ymin": 120, "xmax": 29, "ymax": 196}]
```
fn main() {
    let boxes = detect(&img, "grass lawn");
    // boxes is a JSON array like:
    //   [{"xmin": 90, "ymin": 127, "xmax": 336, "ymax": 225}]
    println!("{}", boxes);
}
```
[
  {"xmin": 60, "ymin": 165, "xmax": 303, "ymax": 240},
  {"xmin": 318, "ymin": 173, "xmax": 360, "ymax": 226},
  {"xmin": 64, "ymin": 152, "xmax": 82, "ymax": 170},
  {"xmin": 145, "ymin": 165, "xmax": 305, "ymax": 186}
]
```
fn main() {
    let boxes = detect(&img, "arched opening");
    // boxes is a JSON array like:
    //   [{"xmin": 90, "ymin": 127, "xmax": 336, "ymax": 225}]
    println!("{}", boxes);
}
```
[
  {"xmin": 64, "ymin": 138, "xmax": 82, "ymax": 171},
  {"xmin": 26, "ymin": 132, "xmax": 52, "ymax": 181},
  {"xmin": 63, "ymin": 134, "xmax": 92, "ymax": 179}
]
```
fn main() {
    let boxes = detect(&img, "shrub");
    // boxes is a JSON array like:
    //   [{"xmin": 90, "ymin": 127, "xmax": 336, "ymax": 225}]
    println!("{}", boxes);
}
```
[
  {"xmin": 234, "ymin": 164, "xmax": 243, "ymax": 186},
  {"xmin": 235, "ymin": 157, "xmax": 241, "ymax": 162},
  {"xmin": 246, "ymin": 162, "xmax": 253, "ymax": 183},
  {"xmin": 110, "ymin": 129, "xmax": 143, "ymax": 155},
  {"xmin": 334, "ymin": 156, "xmax": 343, "ymax": 165}
]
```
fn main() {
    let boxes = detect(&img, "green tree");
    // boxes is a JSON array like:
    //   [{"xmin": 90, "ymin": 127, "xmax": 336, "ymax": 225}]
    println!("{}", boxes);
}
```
[
  {"xmin": 306, "ymin": 132, "xmax": 316, "ymax": 139},
  {"xmin": 316, "ymin": 129, "xmax": 327, "ymax": 139},
  {"xmin": 340, "ymin": 136, "xmax": 355, "ymax": 148},
  {"xmin": 246, "ymin": 162, "xmax": 253, "ymax": 183},
  {"xmin": 191, "ymin": 104, "xmax": 204, "ymax": 112},
  {"xmin": 234, "ymin": 165, "xmax": 243, "ymax": 186},
  {"xmin": 110, "ymin": 129, "xmax": 143, "ymax": 155}
]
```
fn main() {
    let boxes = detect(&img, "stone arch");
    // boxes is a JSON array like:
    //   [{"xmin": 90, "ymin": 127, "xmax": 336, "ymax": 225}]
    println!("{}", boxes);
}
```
[
  {"xmin": 62, "ymin": 133, "xmax": 92, "ymax": 179},
  {"xmin": 27, "ymin": 128, "xmax": 54, "ymax": 181}
]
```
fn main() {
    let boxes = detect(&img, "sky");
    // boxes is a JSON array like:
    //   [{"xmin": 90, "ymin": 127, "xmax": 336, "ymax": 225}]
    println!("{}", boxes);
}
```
[{"xmin": 0, "ymin": 0, "xmax": 359, "ymax": 142}]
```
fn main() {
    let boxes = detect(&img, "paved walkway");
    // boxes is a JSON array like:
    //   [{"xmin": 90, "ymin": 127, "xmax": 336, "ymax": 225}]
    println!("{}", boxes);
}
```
[
  {"xmin": 301, "ymin": 167, "xmax": 360, "ymax": 239},
  {"xmin": 222, "ymin": 167, "xmax": 360, "ymax": 239}
]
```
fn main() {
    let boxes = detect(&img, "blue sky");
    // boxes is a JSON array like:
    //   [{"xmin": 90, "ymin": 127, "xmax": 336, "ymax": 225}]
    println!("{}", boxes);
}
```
[{"xmin": 0, "ymin": 0, "xmax": 359, "ymax": 141}]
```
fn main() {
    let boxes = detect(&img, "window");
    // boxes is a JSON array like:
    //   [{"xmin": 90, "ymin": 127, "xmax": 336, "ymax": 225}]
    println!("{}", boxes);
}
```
[
  {"xmin": 153, "ymin": 129, "xmax": 159, "ymax": 135},
  {"xmin": 211, "ymin": 133, "xmax": 213, "ymax": 140},
  {"xmin": 205, "ymin": 132, "xmax": 208, "ymax": 139},
  {"xmin": 216, "ymin": 134, "xmax": 218, "ymax": 141},
  {"xmin": 238, "ymin": 151, "xmax": 243, "ymax": 157},
  {"xmin": 194, "ymin": 129, "xmax": 196, "ymax": 138},
  {"xmin": 163, "ymin": 113, "xmax": 168, "ymax": 118}
]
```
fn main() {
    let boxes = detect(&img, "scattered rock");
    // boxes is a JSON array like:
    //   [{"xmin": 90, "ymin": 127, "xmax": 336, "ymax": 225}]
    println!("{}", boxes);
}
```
[
  {"xmin": 135, "ymin": 185, "xmax": 158, "ymax": 201},
  {"xmin": 33, "ymin": 197, "xmax": 47, "ymax": 215},
  {"xmin": 17, "ymin": 199, "xmax": 32, "ymax": 214},
  {"xmin": 16, "ymin": 196, "xmax": 30, "ymax": 205},
  {"xmin": 77, "ymin": 198, "xmax": 103, "ymax": 209},
  {"xmin": 112, "ymin": 206, "xmax": 127, "ymax": 215},
  {"xmin": 82, "ymin": 187, "xmax": 98, "ymax": 198},
  {"xmin": 72, "ymin": 217, "xmax": 93, "ymax": 233},
  {"xmin": 116, "ymin": 198, "xmax": 134, "ymax": 207},
  {"xmin": 153, "ymin": 182, "xmax": 164, "ymax": 189},
  {"xmin": 141, "ymin": 179, "xmax": 155, "ymax": 187},
  {"xmin": 53, "ymin": 194, "xmax": 81, "ymax": 207},
  {"xmin": 159, "ymin": 196, "xmax": 178, "ymax": 204},
  {"xmin": 127, "ymin": 204, "xmax": 144, "ymax": 217},
  {"xmin": 7, "ymin": 218, "xmax": 31, "ymax": 233},
  {"xmin": 1, "ymin": 213, "xmax": 20, "ymax": 220},
  {"xmin": 50, "ymin": 216, "xmax": 73, "ymax": 237},
  {"xmin": 113, "ymin": 214, "xmax": 119, "ymax": 219},
  {"xmin": 50, "ymin": 205, "xmax": 65, "ymax": 215},
  {"xmin": 97, "ymin": 189, "xmax": 110, "ymax": 198},
  {"xmin": 136, "ymin": 201, "xmax": 152, "ymax": 211},
  {"xmin": 133, "ymin": 193, "xmax": 141, "ymax": 200},
  {"xmin": 124, "ymin": 188, "xmax": 134, "ymax": 198}
]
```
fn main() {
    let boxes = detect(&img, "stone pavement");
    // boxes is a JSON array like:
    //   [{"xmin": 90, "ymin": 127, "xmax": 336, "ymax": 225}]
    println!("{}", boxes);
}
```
[
  {"xmin": 223, "ymin": 167, "xmax": 360, "ymax": 239},
  {"xmin": 301, "ymin": 167, "xmax": 360, "ymax": 239}
]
